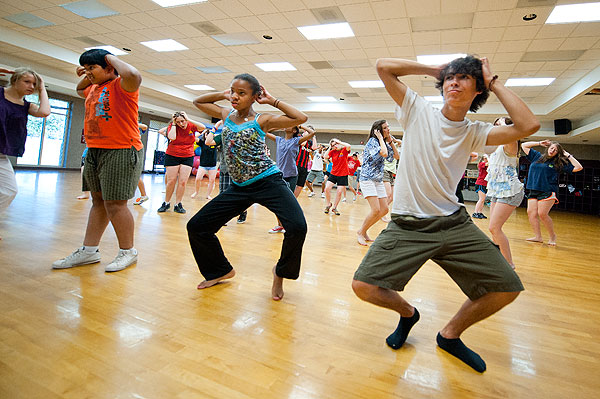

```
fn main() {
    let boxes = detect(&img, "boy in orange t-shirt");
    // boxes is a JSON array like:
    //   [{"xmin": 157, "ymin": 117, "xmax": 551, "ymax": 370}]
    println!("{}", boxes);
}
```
[{"xmin": 52, "ymin": 49, "xmax": 143, "ymax": 273}]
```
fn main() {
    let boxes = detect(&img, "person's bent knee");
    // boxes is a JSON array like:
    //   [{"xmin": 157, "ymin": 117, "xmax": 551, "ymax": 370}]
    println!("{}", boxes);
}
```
[{"xmin": 352, "ymin": 279, "xmax": 376, "ymax": 300}]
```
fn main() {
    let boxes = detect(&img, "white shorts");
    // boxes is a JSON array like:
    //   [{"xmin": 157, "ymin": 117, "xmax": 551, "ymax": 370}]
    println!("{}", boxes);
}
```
[{"xmin": 359, "ymin": 180, "xmax": 387, "ymax": 198}]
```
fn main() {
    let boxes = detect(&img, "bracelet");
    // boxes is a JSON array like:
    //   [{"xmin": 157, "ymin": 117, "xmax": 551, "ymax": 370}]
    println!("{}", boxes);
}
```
[
  {"xmin": 273, "ymin": 99, "xmax": 280, "ymax": 108},
  {"xmin": 488, "ymin": 75, "xmax": 498, "ymax": 91}
]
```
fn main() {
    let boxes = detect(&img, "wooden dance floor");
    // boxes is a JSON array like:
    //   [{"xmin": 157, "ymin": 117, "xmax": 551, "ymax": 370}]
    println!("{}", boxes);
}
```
[{"xmin": 1, "ymin": 170, "xmax": 599, "ymax": 398}]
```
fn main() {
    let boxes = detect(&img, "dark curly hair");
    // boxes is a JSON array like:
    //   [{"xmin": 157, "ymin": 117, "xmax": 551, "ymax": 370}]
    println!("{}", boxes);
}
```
[
  {"xmin": 79, "ymin": 48, "xmax": 118, "ymax": 76},
  {"xmin": 233, "ymin": 73, "xmax": 261, "ymax": 95},
  {"xmin": 435, "ymin": 55, "xmax": 489, "ymax": 112}
]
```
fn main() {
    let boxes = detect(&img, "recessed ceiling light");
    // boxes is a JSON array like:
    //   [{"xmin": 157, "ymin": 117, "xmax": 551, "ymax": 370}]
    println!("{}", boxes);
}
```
[
  {"xmin": 417, "ymin": 54, "xmax": 467, "ymax": 65},
  {"xmin": 85, "ymin": 45, "xmax": 127, "ymax": 55},
  {"xmin": 255, "ymin": 62, "xmax": 296, "ymax": 72},
  {"xmin": 523, "ymin": 13, "xmax": 537, "ymax": 21},
  {"xmin": 307, "ymin": 96, "xmax": 337, "ymax": 102},
  {"xmin": 348, "ymin": 80, "xmax": 384, "ymax": 88},
  {"xmin": 546, "ymin": 2, "xmax": 600, "ymax": 24},
  {"xmin": 184, "ymin": 84, "xmax": 215, "ymax": 91},
  {"xmin": 151, "ymin": 0, "xmax": 207, "ymax": 7},
  {"xmin": 505, "ymin": 78, "xmax": 555, "ymax": 86},
  {"xmin": 297, "ymin": 22, "xmax": 354, "ymax": 40},
  {"xmin": 263, "ymin": 35, "xmax": 273, "ymax": 40},
  {"xmin": 60, "ymin": 0, "xmax": 118, "ymax": 19},
  {"xmin": 140, "ymin": 39, "xmax": 188, "ymax": 52},
  {"xmin": 425, "ymin": 96, "xmax": 444, "ymax": 102}
]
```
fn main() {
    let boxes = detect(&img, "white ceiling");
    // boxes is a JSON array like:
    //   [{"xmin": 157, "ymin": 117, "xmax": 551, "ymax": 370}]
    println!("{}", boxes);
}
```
[{"xmin": 2, "ymin": 0, "xmax": 600, "ymax": 144}]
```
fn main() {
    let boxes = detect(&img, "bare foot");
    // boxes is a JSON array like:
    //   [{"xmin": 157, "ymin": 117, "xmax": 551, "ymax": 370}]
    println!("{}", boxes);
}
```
[
  {"xmin": 197, "ymin": 269, "xmax": 235, "ymax": 289},
  {"xmin": 526, "ymin": 237, "xmax": 543, "ymax": 243},
  {"xmin": 357, "ymin": 233, "xmax": 368, "ymax": 246},
  {"xmin": 271, "ymin": 266, "xmax": 284, "ymax": 301},
  {"xmin": 191, "ymin": 192, "xmax": 198, "ymax": 199},
  {"xmin": 77, "ymin": 194, "xmax": 89, "ymax": 200}
]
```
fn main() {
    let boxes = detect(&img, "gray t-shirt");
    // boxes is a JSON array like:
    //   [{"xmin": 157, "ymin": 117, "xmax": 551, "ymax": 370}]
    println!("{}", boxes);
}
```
[
  {"xmin": 392, "ymin": 88, "xmax": 492, "ymax": 217},
  {"xmin": 275, "ymin": 135, "xmax": 301, "ymax": 178}
]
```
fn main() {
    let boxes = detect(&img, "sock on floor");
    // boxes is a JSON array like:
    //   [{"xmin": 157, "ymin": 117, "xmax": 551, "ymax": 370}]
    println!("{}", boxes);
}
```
[
  {"xmin": 83, "ymin": 246, "xmax": 98, "ymax": 253},
  {"xmin": 386, "ymin": 308, "xmax": 420, "ymax": 349},
  {"xmin": 436, "ymin": 332, "xmax": 486, "ymax": 373}
]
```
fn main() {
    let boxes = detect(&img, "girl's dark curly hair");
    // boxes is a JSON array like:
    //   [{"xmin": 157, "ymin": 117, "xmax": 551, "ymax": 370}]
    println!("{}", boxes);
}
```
[
  {"xmin": 435, "ymin": 55, "xmax": 489, "ymax": 112},
  {"xmin": 233, "ymin": 73, "xmax": 261, "ymax": 95}
]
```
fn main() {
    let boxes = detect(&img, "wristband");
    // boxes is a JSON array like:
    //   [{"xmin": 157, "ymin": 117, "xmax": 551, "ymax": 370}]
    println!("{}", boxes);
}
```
[{"xmin": 488, "ymin": 75, "xmax": 498, "ymax": 91}]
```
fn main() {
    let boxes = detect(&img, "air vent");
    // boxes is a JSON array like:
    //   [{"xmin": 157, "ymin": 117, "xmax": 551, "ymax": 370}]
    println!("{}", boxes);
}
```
[
  {"xmin": 308, "ymin": 61, "xmax": 334, "ymax": 70},
  {"xmin": 191, "ymin": 21, "xmax": 225, "ymax": 36},
  {"xmin": 75, "ymin": 36, "xmax": 105, "ymax": 46},
  {"xmin": 521, "ymin": 50, "xmax": 585, "ymax": 62},
  {"xmin": 294, "ymin": 88, "xmax": 312, "ymax": 93},
  {"xmin": 287, "ymin": 83, "xmax": 319, "ymax": 89},
  {"xmin": 311, "ymin": 6, "xmax": 346, "ymax": 24},
  {"xmin": 342, "ymin": 92, "xmax": 360, "ymax": 97}
]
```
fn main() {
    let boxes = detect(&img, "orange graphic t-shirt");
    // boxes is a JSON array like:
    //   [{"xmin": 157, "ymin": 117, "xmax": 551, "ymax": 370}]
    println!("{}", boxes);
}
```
[{"xmin": 83, "ymin": 77, "xmax": 142, "ymax": 150}]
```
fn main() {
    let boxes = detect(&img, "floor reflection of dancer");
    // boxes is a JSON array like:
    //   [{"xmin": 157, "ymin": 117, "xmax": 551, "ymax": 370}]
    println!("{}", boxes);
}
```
[
  {"xmin": 189, "ymin": 73, "xmax": 308, "ymax": 300},
  {"xmin": 353, "ymin": 55, "xmax": 539, "ymax": 372},
  {"xmin": 521, "ymin": 139, "xmax": 582, "ymax": 246},
  {"xmin": 356, "ymin": 120, "xmax": 399, "ymax": 246},
  {"xmin": 486, "ymin": 117, "xmax": 524, "ymax": 268}
]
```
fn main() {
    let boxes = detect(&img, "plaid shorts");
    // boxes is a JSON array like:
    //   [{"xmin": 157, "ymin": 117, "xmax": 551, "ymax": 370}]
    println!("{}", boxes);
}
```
[{"xmin": 83, "ymin": 147, "xmax": 143, "ymax": 201}]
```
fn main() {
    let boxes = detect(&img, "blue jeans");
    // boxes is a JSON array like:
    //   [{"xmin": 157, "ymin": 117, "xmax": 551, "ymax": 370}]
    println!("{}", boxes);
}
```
[{"xmin": 187, "ymin": 172, "xmax": 307, "ymax": 280}]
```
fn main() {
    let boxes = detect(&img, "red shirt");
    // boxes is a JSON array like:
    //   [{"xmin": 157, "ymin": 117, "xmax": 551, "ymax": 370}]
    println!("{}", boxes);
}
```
[
  {"xmin": 165, "ymin": 122, "xmax": 198, "ymax": 158},
  {"xmin": 330, "ymin": 147, "xmax": 349, "ymax": 176},
  {"xmin": 348, "ymin": 158, "xmax": 361, "ymax": 176},
  {"xmin": 83, "ymin": 77, "xmax": 142, "ymax": 150},
  {"xmin": 475, "ymin": 161, "xmax": 488, "ymax": 186}
]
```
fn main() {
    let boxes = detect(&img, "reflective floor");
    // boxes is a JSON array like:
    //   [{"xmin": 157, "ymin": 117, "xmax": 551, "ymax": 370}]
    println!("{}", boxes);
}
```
[{"xmin": 1, "ymin": 170, "xmax": 599, "ymax": 398}]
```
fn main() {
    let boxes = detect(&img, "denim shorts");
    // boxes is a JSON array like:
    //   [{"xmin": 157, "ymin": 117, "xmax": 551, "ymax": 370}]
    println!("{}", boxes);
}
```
[{"xmin": 490, "ymin": 189, "xmax": 525, "ymax": 207}]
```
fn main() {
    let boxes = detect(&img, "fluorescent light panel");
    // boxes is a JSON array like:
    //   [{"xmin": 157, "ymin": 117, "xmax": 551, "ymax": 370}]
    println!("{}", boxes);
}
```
[
  {"xmin": 348, "ymin": 80, "xmax": 384, "ymax": 88},
  {"xmin": 184, "ymin": 84, "xmax": 215, "ymax": 90},
  {"xmin": 85, "ymin": 45, "xmax": 127, "ymax": 55},
  {"xmin": 255, "ymin": 62, "xmax": 296, "ymax": 71},
  {"xmin": 297, "ymin": 22, "xmax": 354, "ymax": 40},
  {"xmin": 307, "ymin": 96, "xmax": 337, "ymax": 102},
  {"xmin": 146, "ymin": 69, "xmax": 176, "ymax": 75},
  {"xmin": 140, "ymin": 39, "xmax": 188, "ymax": 52},
  {"xmin": 546, "ymin": 2, "xmax": 600, "ymax": 24},
  {"xmin": 417, "ymin": 54, "xmax": 466, "ymax": 65},
  {"xmin": 505, "ymin": 78, "xmax": 555, "ymax": 86},
  {"xmin": 151, "ymin": 0, "xmax": 207, "ymax": 6}
]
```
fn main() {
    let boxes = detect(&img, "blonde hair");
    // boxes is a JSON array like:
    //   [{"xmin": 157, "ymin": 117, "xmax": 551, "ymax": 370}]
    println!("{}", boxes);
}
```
[{"xmin": 9, "ymin": 67, "xmax": 40, "ymax": 88}]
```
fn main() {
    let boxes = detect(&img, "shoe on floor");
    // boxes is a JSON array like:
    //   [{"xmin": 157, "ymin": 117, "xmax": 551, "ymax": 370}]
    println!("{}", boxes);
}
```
[
  {"xmin": 173, "ymin": 202, "xmax": 186, "ymax": 214},
  {"xmin": 52, "ymin": 247, "xmax": 101, "ymax": 269},
  {"xmin": 331, "ymin": 208, "xmax": 341, "ymax": 215},
  {"xmin": 157, "ymin": 202, "xmax": 170, "ymax": 212},
  {"xmin": 133, "ymin": 195, "xmax": 149, "ymax": 205},
  {"xmin": 342, "ymin": 198, "xmax": 347, "ymax": 202},
  {"xmin": 308, "ymin": 191, "xmax": 315, "ymax": 197},
  {"xmin": 237, "ymin": 212, "xmax": 247, "ymax": 224},
  {"xmin": 269, "ymin": 225, "xmax": 285, "ymax": 233},
  {"xmin": 480, "ymin": 213, "xmax": 487, "ymax": 219},
  {"xmin": 105, "ymin": 248, "xmax": 138, "ymax": 272},
  {"xmin": 321, "ymin": 193, "xmax": 325, "ymax": 198}
]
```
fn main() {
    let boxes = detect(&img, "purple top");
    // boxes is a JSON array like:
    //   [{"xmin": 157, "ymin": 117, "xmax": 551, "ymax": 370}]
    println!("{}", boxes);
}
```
[{"xmin": 0, "ymin": 87, "xmax": 31, "ymax": 157}]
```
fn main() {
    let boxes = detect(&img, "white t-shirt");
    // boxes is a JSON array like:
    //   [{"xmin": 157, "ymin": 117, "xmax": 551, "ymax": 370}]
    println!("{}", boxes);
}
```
[
  {"xmin": 311, "ymin": 151, "xmax": 323, "ymax": 171},
  {"xmin": 391, "ymin": 88, "xmax": 493, "ymax": 217}
]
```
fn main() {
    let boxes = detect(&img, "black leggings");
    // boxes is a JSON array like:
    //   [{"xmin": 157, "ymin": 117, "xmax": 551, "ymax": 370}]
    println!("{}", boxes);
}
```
[{"xmin": 187, "ymin": 172, "xmax": 307, "ymax": 280}]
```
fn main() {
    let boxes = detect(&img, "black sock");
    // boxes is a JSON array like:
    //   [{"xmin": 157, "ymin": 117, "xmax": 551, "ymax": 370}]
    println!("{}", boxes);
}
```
[
  {"xmin": 386, "ymin": 308, "xmax": 420, "ymax": 349},
  {"xmin": 436, "ymin": 332, "xmax": 486, "ymax": 372}
]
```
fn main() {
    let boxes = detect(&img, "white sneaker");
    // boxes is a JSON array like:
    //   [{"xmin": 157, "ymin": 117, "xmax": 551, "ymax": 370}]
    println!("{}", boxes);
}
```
[
  {"xmin": 321, "ymin": 193, "xmax": 325, "ymax": 198},
  {"xmin": 268, "ymin": 226, "xmax": 286, "ymax": 234},
  {"xmin": 342, "ymin": 198, "xmax": 347, "ymax": 202},
  {"xmin": 105, "ymin": 248, "xmax": 138, "ymax": 272},
  {"xmin": 308, "ymin": 191, "xmax": 315, "ymax": 197},
  {"xmin": 133, "ymin": 195, "xmax": 149, "ymax": 205},
  {"xmin": 52, "ymin": 247, "xmax": 101, "ymax": 269}
]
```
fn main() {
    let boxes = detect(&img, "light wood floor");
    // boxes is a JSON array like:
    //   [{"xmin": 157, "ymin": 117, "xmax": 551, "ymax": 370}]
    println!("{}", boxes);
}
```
[{"xmin": 1, "ymin": 170, "xmax": 599, "ymax": 398}]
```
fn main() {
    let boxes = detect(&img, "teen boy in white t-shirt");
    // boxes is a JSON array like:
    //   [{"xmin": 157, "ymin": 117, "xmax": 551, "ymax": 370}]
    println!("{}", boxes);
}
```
[{"xmin": 352, "ymin": 55, "xmax": 539, "ymax": 372}]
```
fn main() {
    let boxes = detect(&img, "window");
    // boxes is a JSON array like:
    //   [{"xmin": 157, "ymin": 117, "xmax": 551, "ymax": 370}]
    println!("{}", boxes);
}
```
[
  {"xmin": 17, "ymin": 97, "xmax": 71, "ymax": 167},
  {"xmin": 143, "ymin": 119, "xmax": 169, "ymax": 172}
]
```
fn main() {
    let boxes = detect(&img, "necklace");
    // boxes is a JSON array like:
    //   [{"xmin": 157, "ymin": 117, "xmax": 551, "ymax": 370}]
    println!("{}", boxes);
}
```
[{"xmin": 236, "ymin": 110, "xmax": 249, "ymax": 122}]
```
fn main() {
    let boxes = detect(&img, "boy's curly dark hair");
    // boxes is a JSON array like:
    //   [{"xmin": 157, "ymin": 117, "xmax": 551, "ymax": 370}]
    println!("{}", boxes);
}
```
[
  {"xmin": 435, "ymin": 55, "xmax": 489, "ymax": 113},
  {"xmin": 79, "ymin": 48, "xmax": 119, "ymax": 76}
]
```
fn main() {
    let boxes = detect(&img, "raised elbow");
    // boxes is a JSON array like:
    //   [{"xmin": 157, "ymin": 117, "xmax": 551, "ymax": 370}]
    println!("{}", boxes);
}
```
[
  {"xmin": 298, "ymin": 113, "xmax": 308, "ymax": 124},
  {"xmin": 573, "ymin": 166, "xmax": 583, "ymax": 173}
]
